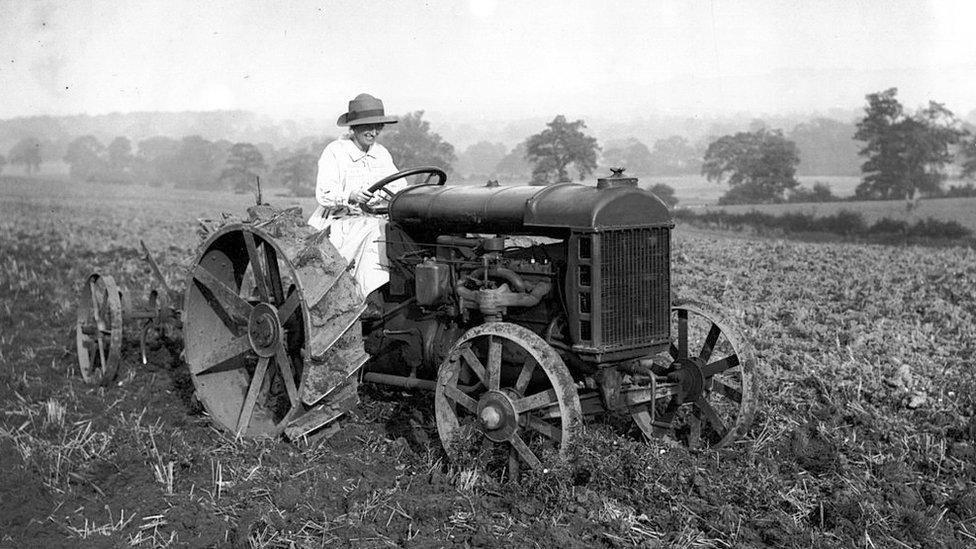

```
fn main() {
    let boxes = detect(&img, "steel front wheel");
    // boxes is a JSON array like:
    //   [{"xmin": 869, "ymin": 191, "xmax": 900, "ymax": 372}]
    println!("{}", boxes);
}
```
[
  {"xmin": 633, "ymin": 299, "xmax": 757, "ymax": 449},
  {"xmin": 435, "ymin": 322, "xmax": 581, "ymax": 475}
]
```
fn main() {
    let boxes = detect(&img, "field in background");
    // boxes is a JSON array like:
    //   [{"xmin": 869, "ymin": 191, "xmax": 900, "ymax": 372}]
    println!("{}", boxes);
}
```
[
  {"xmin": 5, "ymin": 174, "xmax": 972, "ymax": 233},
  {"xmin": 706, "ymin": 196, "xmax": 976, "ymax": 233},
  {"xmin": 634, "ymin": 175, "xmax": 861, "ymax": 206}
]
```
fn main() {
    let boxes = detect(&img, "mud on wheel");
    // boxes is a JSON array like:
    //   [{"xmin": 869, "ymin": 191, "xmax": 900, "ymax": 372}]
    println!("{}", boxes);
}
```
[
  {"xmin": 634, "ymin": 298, "xmax": 757, "ymax": 449},
  {"xmin": 183, "ymin": 216, "xmax": 367, "ymax": 438},
  {"xmin": 435, "ymin": 322, "xmax": 582, "ymax": 476}
]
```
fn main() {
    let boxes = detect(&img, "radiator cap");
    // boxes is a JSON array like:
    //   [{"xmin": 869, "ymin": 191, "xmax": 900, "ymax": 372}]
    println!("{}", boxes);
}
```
[{"xmin": 597, "ymin": 168, "xmax": 638, "ymax": 189}]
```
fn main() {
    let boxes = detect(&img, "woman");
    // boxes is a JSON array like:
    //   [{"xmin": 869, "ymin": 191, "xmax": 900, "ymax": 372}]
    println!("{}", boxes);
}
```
[{"xmin": 308, "ymin": 93, "xmax": 405, "ymax": 299}]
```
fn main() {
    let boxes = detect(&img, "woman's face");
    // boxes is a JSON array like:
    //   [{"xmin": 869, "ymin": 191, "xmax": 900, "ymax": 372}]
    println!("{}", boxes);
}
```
[{"xmin": 350, "ymin": 123, "xmax": 384, "ymax": 152}]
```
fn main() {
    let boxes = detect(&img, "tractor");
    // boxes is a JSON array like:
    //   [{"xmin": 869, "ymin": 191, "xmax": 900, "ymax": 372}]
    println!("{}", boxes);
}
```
[{"xmin": 77, "ymin": 167, "xmax": 757, "ymax": 471}]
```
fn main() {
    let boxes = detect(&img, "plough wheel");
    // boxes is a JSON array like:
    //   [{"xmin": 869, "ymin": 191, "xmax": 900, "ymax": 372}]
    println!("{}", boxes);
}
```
[
  {"xmin": 436, "ymin": 322, "xmax": 582, "ymax": 475},
  {"xmin": 183, "ymin": 218, "xmax": 367, "ymax": 438},
  {"xmin": 76, "ymin": 273, "xmax": 124, "ymax": 386},
  {"xmin": 633, "ymin": 299, "xmax": 757, "ymax": 449}
]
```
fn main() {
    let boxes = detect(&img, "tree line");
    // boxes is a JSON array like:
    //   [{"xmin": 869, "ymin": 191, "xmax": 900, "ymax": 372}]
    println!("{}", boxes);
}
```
[
  {"xmin": 701, "ymin": 88, "xmax": 976, "ymax": 205},
  {"xmin": 456, "ymin": 117, "xmax": 865, "ymax": 184},
  {"xmin": 4, "ymin": 89, "xmax": 974, "ymax": 208}
]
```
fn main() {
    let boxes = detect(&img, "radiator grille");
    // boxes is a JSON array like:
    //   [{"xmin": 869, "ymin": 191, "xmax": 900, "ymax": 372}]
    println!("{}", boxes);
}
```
[{"xmin": 598, "ymin": 227, "xmax": 670, "ymax": 348}]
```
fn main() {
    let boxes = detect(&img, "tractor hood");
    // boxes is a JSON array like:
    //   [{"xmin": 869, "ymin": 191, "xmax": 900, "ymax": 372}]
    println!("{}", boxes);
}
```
[{"xmin": 388, "ymin": 181, "xmax": 673, "ymax": 236}]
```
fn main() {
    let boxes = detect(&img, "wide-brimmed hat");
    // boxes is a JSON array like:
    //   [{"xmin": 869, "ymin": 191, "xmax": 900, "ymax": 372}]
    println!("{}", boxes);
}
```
[{"xmin": 336, "ymin": 93, "xmax": 398, "ymax": 127}]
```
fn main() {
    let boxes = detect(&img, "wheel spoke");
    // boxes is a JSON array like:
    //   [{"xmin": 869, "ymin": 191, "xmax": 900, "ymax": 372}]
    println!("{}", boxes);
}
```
[
  {"xmin": 695, "ymin": 398, "xmax": 728, "ymax": 439},
  {"xmin": 277, "ymin": 290, "xmax": 301, "ymax": 325},
  {"xmin": 514, "ymin": 358, "xmax": 536, "ymax": 394},
  {"xmin": 192, "ymin": 266, "xmax": 254, "ymax": 327},
  {"xmin": 486, "ymin": 336, "xmax": 501, "ymax": 391},
  {"xmin": 236, "ymin": 356, "xmax": 271, "ymax": 437},
  {"xmin": 508, "ymin": 433, "xmax": 542, "ymax": 470},
  {"xmin": 642, "ymin": 301, "xmax": 756, "ymax": 451},
  {"xmin": 436, "ymin": 323, "xmax": 581, "ymax": 475},
  {"xmin": 444, "ymin": 384, "xmax": 478, "ymax": 413},
  {"xmin": 677, "ymin": 308, "xmax": 688, "ymax": 358},
  {"xmin": 90, "ymin": 281, "xmax": 108, "ymax": 368},
  {"xmin": 687, "ymin": 411, "xmax": 702, "ymax": 449},
  {"xmin": 193, "ymin": 334, "xmax": 251, "ymax": 375},
  {"xmin": 702, "ymin": 354, "xmax": 740, "ymax": 377},
  {"xmin": 264, "ymin": 244, "xmax": 285, "ymax": 305},
  {"xmin": 524, "ymin": 415, "xmax": 562, "ymax": 442},
  {"xmin": 513, "ymin": 388, "xmax": 559, "ymax": 413},
  {"xmin": 507, "ymin": 448, "xmax": 520, "ymax": 481},
  {"xmin": 460, "ymin": 347, "xmax": 487, "ymax": 385},
  {"xmin": 242, "ymin": 230, "xmax": 270, "ymax": 302},
  {"xmin": 274, "ymin": 345, "xmax": 301, "ymax": 407},
  {"xmin": 699, "ymin": 323, "xmax": 722, "ymax": 363},
  {"xmin": 711, "ymin": 379, "xmax": 743, "ymax": 403},
  {"xmin": 89, "ymin": 280, "xmax": 102, "ymax": 323}
]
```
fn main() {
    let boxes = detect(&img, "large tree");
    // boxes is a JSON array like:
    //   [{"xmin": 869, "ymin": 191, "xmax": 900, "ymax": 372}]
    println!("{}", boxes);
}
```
[
  {"xmin": 64, "ymin": 135, "xmax": 107, "ymax": 181},
  {"xmin": 8, "ymin": 137, "xmax": 42, "ymax": 175},
  {"xmin": 702, "ymin": 128, "xmax": 800, "ymax": 205},
  {"xmin": 379, "ymin": 111, "xmax": 456, "ymax": 175},
  {"xmin": 106, "ymin": 136, "xmax": 134, "ymax": 182},
  {"xmin": 854, "ymin": 88, "xmax": 965, "ymax": 200},
  {"xmin": 273, "ymin": 152, "xmax": 318, "ymax": 196},
  {"xmin": 525, "ymin": 115, "xmax": 599, "ymax": 185},
  {"xmin": 220, "ymin": 142, "xmax": 267, "ymax": 193}
]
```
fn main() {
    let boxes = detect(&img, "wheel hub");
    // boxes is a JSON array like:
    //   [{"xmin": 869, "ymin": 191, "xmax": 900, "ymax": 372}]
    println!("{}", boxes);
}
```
[
  {"xmin": 477, "ymin": 390, "xmax": 519, "ymax": 442},
  {"xmin": 668, "ymin": 357, "xmax": 706, "ymax": 403},
  {"xmin": 248, "ymin": 303, "xmax": 282, "ymax": 357}
]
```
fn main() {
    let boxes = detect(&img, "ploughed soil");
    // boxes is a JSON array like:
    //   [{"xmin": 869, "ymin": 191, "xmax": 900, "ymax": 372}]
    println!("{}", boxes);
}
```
[{"xmin": 2, "ymin": 179, "xmax": 975, "ymax": 547}]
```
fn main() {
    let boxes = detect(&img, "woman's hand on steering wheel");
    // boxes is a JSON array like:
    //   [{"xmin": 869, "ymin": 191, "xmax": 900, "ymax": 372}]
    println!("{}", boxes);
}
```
[
  {"xmin": 360, "ymin": 166, "xmax": 448, "ymax": 215},
  {"xmin": 349, "ymin": 187, "xmax": 375, "ymax": 205}
]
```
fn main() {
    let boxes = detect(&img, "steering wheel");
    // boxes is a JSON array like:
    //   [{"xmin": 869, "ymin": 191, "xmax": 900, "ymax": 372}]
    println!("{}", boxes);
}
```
[{"xmin": 361, "ymin": 166, "xmax": 448, "ymax": 215}]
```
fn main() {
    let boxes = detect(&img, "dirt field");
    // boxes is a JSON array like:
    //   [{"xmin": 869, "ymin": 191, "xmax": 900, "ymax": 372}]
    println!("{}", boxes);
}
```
[{"xmin": 2, "ymin": 176, "xmax": 975, "ymax": 547}]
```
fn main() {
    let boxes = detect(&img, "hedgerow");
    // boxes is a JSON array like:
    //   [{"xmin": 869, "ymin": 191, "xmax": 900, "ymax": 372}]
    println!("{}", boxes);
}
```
[{"xmin": 676, "ymin": 208, "xmax": 973, "ymax": 242}]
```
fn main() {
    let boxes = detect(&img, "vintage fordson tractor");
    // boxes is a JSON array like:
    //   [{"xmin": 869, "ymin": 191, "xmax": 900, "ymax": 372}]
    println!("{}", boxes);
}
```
[{"xmin": 79, "ymin": 167, "xmax": 756, "ymax": 470}]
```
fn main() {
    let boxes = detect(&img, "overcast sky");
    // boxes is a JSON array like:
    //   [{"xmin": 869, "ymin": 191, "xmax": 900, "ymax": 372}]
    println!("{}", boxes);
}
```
[{"xmin": 3, "ymin": 0, "xmax": 975, "ymax": 122}]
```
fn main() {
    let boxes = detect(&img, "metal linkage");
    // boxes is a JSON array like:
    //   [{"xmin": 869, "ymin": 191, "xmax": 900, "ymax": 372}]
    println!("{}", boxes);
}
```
[{"xmin": 75, "ymin": 243, "xmax": 182, "ymax": 386}]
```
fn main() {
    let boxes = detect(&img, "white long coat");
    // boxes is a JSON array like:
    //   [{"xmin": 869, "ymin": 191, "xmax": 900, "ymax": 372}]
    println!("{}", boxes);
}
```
[{"xmin": 308, "ymin": 138, "xmax": 403, "ymax": 297}]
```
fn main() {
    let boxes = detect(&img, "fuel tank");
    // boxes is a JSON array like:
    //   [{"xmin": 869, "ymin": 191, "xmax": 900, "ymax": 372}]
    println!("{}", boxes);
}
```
[{"xmin": 388, "ymin": 179, "xmax": 673, "ymax": 236}]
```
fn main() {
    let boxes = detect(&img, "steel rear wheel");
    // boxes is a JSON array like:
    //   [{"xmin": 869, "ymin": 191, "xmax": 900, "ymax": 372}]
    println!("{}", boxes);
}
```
[
  {"xmin": 436, "ymin": 322, "xmax": 582, "ymax": 476},
  {"xmin": 184, "ymin": 220, "xmax": 367, "ymax": 438},
  {"xmin": 633, "ymin": 299, "xmax": 757, "ymax": 449},
  {"xmin": 76, "ymin": 273, "xmax": 123, "ymax": 386}
]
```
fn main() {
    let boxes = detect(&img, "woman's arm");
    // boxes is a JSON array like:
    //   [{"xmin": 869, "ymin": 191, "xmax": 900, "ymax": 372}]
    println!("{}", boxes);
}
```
[{"xmin": 315, "ymin": 146, "xmax": 345, "ymax": 208}]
